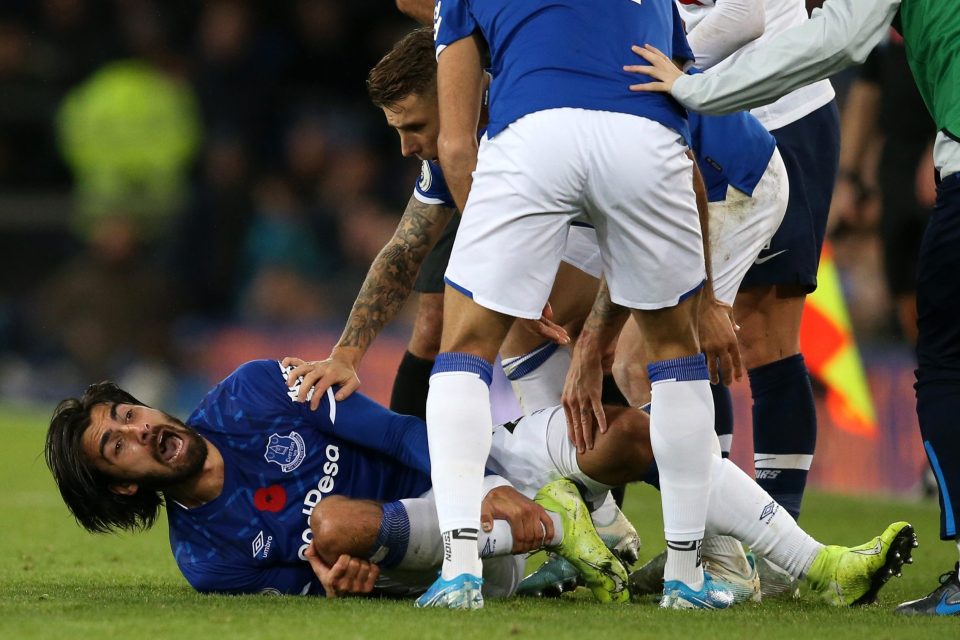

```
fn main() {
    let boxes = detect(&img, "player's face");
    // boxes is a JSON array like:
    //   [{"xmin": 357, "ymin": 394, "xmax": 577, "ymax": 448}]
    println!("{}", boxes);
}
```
[
  {"xmin": 81, "ymin": 402, "xmax": 208, "ymax": 489},
  {"xmin": 382, "ymin": 91, "xmax": 440, "ymax": 162}
]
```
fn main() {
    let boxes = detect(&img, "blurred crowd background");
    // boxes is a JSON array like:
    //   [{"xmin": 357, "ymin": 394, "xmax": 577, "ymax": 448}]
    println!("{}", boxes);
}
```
[
  {"xmin": 0, "ymin": 1, "xmax": 939, "ymax": 494},
  {"xmin": 0, "ymin": 0, "xmax": 423, "ymax": 408}
]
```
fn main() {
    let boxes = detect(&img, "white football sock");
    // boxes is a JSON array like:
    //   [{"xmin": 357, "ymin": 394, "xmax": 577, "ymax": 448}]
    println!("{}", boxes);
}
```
[
  {"xmin": 591, "ymin": 492, "xmax": 618, "ymax": 528},
  {"xmin": 701, "ymin": 535, "xmax": 751, "ymax": 577},
  {"xmin": 501, "ymin": 343, "xmax": 571, "ymax": 415},
  {"xmin": 650, "ymin": 374, "xmax": 715, "ymax": 590},
  {"xmin": 705, "ymin": 456, "xmax": 823, "ymax": 579},
  {"xmin": 427, "ymin": 369, "xmax": 493, "ymax": 580}
]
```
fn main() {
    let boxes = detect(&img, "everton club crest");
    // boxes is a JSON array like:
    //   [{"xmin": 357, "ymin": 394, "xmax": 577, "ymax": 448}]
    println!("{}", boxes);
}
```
[{"xmin": 264, "ymin": 431, "xmax": 306, "ymax": 473}]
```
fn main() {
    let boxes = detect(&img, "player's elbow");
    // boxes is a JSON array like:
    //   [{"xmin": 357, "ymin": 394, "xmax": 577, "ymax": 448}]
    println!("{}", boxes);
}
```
[
  {"xmin": 740, "ymin": 8, "xmax": 765, "ymax": 43},
  {"xmin": 437, "ymin": 134, "xmax": 478, "ymax": 173}
]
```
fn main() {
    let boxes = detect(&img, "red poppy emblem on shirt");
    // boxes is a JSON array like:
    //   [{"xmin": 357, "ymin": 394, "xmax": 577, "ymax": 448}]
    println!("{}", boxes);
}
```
[{"xmin": 254, "ymin": 485, "xmax": 287, "ymax": 512}]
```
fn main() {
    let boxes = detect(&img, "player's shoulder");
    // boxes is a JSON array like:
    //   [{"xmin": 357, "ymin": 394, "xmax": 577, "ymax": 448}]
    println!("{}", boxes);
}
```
[
  {"xmin": 188, "ymin": 360, "xmax": 305, "ymax": 428},
  {"xmin": 413, "ymin": 159, "xmax": 455, "ymax": 207}
]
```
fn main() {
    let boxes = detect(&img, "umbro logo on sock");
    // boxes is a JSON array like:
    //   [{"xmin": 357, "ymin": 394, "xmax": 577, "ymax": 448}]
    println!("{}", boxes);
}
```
[{"xmin": 759, "ymin": 501, "xmax": 780, "ymax": 524}]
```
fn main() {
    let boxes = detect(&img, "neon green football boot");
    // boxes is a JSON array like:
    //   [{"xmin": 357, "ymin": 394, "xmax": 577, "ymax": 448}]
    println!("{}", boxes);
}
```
[
  {"xmin": 805, "ymin": 521, "xmax": 917, "ymax": 606},
  {"xmin": 534, "ymin": 479, "xmax": 629, "ymax": 603}
]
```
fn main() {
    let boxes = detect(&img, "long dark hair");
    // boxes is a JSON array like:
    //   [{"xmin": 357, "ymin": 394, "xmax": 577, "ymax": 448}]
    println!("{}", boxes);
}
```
[{"xmin": 44, "ymin": 382, "xmax": 164, "ymax": 533}]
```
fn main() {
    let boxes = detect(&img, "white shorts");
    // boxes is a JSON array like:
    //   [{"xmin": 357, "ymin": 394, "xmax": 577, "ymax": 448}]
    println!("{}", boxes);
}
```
[
  {"xmin": 561, "ymin": 225, "xmax": 603, "ymax": 279},
  {"xmin": 487, "ymin": 406, "xmax": 612, "ymax": 502},
  {"xmin": 542, "ymin": 150, "xmax": 788, "ymax": 304},
  {"xmin": 445, "ymin": 108, "xmax": 705, "ymax": 318},
  {"xmin": 709, "ymin": 149, "xmax": 789, "ymax": 305}
]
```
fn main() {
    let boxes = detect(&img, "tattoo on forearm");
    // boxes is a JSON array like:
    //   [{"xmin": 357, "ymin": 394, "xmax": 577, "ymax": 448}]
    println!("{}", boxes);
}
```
[
  {"xmin": 582, "ymin": 279, "xmax": 628, "ymax": 341},
  {"xmin": 338, "ymin": 198, "xmax": 454, "ymax": 351}
]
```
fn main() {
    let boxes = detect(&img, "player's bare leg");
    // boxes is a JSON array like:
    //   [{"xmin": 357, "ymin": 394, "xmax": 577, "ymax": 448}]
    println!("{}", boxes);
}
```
[
  {"xmin": 501, "ymin": 262, "xmax": 598, "ymax": 415},
  {"xmin": 419, "ymin": 286, "xmax": 515, "ymax": 608},
  {"xmin": 630, "ymin": 291, "xmax": 731, "ymax": 608},
  {"xmin": 734, "ymin": 284, "xmax": 812, "ymax": 521},
  {"xmin": 390, "ymin": 293, "xmax": 444, "ymax": 419}
]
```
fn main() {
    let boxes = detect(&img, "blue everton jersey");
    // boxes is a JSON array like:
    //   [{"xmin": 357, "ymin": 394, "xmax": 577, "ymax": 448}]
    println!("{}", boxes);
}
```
[
  {"xmin": 413, "ymin": 159, "xmax": 455, "ymax": 207},
  {"xmin": 167, "ymin": 360, "xmax": 432, "ymax": 595},
  {"xmin": 434, "ymin": 0, "xmax": 694, "ymax": 141},
  {"xmin": 686, "ymin": 72, "xmax": 776, "ymax": 202}
]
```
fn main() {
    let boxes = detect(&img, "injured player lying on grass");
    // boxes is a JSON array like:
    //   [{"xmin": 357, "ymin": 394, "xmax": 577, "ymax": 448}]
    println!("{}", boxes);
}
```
[{"xmin": 44, "ymin": 359, "xmax": 915, "ymax": 609}]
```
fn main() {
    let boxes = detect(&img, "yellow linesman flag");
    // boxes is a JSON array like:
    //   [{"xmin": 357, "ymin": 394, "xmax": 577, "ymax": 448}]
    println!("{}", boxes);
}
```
[{"xmin": 799, "ymin": 241, "xmax": 878, "ymax": 438}]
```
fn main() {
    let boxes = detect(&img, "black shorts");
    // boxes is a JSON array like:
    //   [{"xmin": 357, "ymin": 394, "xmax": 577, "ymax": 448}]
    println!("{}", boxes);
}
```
[
  {"xmin": 740, "ymin": 101, "xmax": 840, "ymax": 293},
  {"xmin": 413, "ymin": 214, "xmax": 460, "ymax": 294}
]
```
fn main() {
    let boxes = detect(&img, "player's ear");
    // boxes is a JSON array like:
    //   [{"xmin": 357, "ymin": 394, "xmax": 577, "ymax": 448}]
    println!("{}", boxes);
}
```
[{"xmin": 109, "ymin": 482, "xmax": 139, "ymax": 496}]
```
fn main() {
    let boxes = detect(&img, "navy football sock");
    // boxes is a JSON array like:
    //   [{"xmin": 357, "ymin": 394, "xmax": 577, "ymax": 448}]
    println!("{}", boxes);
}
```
[
  {"xmin": 749, "ymin": 354, "xmax": 816, "ymax": 521},
  {"xmin": 389, "ymin": 351, "xmax": 434, "ymax": 420},
  {"xmin": 712, "ymin": 382, "xmax": 734, "ymax": 458}
]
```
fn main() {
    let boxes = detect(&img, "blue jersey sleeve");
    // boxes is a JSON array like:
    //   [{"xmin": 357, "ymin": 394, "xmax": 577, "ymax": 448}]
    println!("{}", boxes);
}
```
[
  {"xmin": 314, "ymin": 388, "xmax": 433, "ymax": 477},
  {"xmin": 182, "ymin": 559, "xmax": 322, "ymax": 596},
  {"xmin": 434, "ymin": 0, "xmax": 478, "ymax": 54},
  {"xmin": 413, "ymin": 160, "xmax": 455, "ymax": 207},
  {"xmin": 214, "ymin": 361, "xmax": 433, "ymax": 476}
]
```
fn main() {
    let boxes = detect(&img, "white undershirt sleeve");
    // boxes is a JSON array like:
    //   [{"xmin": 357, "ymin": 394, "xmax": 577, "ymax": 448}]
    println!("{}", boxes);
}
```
[
  {"xmin": 672, "ymin": 0, "xmax": 900, "ymax": 114},
  {"xmin": 685, "ymin": 0, "xmax": 765, "ymax": 70}
]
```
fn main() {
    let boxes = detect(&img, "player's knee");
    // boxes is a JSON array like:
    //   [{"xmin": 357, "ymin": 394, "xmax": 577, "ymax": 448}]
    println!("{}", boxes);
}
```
[{"xmin": 604, "ymin": 407, "xmax": 653, "ymax": 471}]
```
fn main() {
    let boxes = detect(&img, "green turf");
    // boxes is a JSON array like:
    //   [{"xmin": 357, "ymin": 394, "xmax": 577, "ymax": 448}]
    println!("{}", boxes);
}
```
[{"xmin": 1, "ymin": 404, "xmax": 956, "ymax": 639}]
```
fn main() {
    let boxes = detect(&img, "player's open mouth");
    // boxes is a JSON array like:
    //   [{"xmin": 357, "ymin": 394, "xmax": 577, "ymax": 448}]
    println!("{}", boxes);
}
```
[{"xmin": 158, "ymin": 430, "xmax": 184, "ymax": 463}]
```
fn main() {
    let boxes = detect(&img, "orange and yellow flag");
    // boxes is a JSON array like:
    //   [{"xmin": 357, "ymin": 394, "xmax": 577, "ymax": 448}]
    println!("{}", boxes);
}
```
[{"xmin": 799, "ymin": 241, "xmax": 878, "ymax": 438}]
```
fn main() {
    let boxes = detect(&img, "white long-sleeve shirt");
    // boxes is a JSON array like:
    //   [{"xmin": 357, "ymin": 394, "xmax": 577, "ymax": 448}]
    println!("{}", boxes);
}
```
[{"xmin": 670, "ymin": 0, "xmax": 960, "ymax": 178}]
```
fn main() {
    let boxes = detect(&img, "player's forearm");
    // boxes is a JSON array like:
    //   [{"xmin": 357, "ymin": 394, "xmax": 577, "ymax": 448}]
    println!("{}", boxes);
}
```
[
  {"xmin": 685, "ymin": 0, "xmax": 765, "ymax": 70},
  {"xmin": 672, "ymin": 0, "xmax": 899, "ymax": 114},
  {"xmin": 334, "ymin": 199, "xmax": 454, "ymax": 363},
  {"xmin": 436, "ymin": 35, "xmax": 485, "ymax": 212},
  {"xmin": 578, "ymin": 279, "xmax": 630, "ymax": 356},
  {"xmin": 691, "ymin": 155, "xmax": 714, "ymax": 300},
  {"xmin": 438, "ymin": 140, "xmax": 478, "ymax": 212}
]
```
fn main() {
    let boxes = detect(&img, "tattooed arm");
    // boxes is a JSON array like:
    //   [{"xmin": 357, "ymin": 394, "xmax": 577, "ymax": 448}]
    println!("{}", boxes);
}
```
[
  {"xmin": 561, "ymin": 278, "xmax": 630, "ymax": 452},
  {"xmin": 284, "ymin": 195, "xmax": 455, "ymax": 408}
]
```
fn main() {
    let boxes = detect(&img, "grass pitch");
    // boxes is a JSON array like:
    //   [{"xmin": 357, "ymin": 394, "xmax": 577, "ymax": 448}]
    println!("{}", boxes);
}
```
[{"xmin": 1, "ymin": 404, "xmax": 956, "ymax": 639}]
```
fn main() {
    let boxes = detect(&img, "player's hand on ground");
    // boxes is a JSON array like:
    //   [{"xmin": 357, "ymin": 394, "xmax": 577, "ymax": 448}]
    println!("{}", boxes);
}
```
[
  {"xmin": 281, "ymin": 355, "xmax": 361, "ymax": 409},
  {"xmin": 562, "ymin": 341, "xmax": 607, "ymax": 453},
  {"xmin": 699, "ymin": 299, "xmax": 742, "ymax": 386},
  {"xmin": 517, "ymin": 302, "xmax": 571, "ymax": 345},
  {"xmin": 481, "ymin": 485, "xmax": 554, "ymax": 553},
  {"xmin": 305, "ymin": 546, "xmax": 379, "ymax": 598},
  {"xmin": 624, "ymin": 44, "xmax": 682, "ymax": 94}
]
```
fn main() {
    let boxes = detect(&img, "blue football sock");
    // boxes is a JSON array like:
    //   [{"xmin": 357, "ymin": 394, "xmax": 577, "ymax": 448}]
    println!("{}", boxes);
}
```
[{"xmin": 749, "ymin": 354, "xmax": 816, "ymax": 521}]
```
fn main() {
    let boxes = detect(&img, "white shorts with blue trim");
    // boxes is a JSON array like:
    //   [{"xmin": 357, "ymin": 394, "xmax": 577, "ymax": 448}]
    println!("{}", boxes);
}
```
[
  {"xmin": 709, "ymin": 148, "xmax": 789, "ymax": 305},
  {"xmin": 444, "ymin": 108, "xmax": 705, "ymax": 318}
]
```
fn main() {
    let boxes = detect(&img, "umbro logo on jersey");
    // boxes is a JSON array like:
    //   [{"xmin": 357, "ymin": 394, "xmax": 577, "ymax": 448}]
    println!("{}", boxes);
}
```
[
  {"xmin": 252, "ymin": 530, "xmax": 274, "ymax": 558},
  {"xmin": 754, "ymin": 249, "xmax": 788, "ymax": 265}
]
